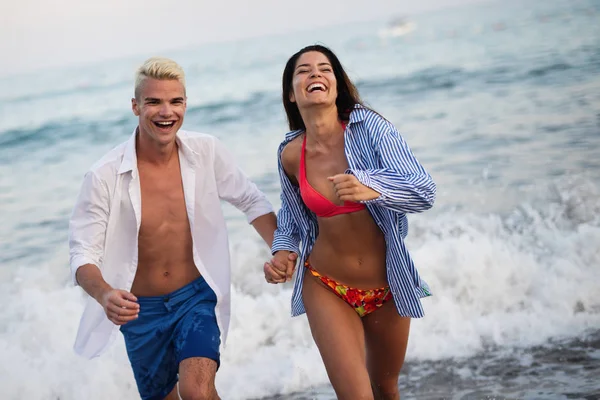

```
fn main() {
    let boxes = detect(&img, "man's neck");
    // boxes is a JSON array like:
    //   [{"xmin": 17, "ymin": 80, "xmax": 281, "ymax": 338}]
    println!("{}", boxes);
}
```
[{"xmin": 136, "ymin": 128, "xmax": 178, "ymax": 166}]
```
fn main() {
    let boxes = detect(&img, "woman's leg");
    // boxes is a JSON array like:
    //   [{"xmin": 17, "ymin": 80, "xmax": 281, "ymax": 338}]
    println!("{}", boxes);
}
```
[
  {"xmin": 302, "ymin": 270, "xmax": 374, "ymax": 400},
  {"xmin": 363, "ymin": 300, "xmax": 411, "ymax": 400}
]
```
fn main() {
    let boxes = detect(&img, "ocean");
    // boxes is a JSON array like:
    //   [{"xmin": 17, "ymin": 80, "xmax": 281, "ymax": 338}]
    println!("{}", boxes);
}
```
[{"xmin": 1, "ymin": 0, "xmax": 599, "ymax": 398}]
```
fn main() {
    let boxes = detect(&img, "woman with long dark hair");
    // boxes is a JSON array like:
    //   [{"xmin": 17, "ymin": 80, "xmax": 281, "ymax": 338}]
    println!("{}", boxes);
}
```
[{"xmin": 265, "ymin": 44, "xmax": 436, "ymax": 399}]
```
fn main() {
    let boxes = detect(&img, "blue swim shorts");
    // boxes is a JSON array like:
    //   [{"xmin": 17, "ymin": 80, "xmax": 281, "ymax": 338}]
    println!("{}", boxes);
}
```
[{"xmin": 120, "ymin": 276, "xmax": 221, "ymax": 400}]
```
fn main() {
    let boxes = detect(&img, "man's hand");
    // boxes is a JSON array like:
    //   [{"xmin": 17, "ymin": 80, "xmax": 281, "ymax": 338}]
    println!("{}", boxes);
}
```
[
  {"xmin": 328, "ymin": 174, "xmax": 380, "ymax": 202},
  {"xmin": 99, "ymin": 289, "xmax": 140, "ymax": 326},
  {"xmin": 264, "ymin": 251, "xmax": 298, "ymax": 284}
]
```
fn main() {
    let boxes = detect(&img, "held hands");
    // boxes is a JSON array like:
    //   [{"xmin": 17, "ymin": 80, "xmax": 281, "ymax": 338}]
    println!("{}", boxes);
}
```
[
  {"xmin": 100, "ymin": 289, "xmax": 140, "ymax": 325},
  {"xmin": 328, "ymin": 174, "xmax": 380, "ymax": 202},
  {"xmin": 264, "ymin": 251, "xmax": 298, "ymax": 284}
]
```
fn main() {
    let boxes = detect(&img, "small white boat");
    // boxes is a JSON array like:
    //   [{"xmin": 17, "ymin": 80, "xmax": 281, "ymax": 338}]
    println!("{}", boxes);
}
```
[{"xmin": 379, "ymin": 17, "xmax": 417, "ymax": 38}]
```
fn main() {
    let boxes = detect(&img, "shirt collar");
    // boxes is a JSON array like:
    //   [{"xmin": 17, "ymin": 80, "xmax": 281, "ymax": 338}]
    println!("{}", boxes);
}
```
[
  {"xmin": 117, "ymin": 128, "xmax": 197, "ymax": 177},
  {"xmin": 284, "ymin": 104, "xmax": 367, "ymax": 141},
  {"xmin": 348, "ymin": 104, "xmax": 368, "ymax": 124}
]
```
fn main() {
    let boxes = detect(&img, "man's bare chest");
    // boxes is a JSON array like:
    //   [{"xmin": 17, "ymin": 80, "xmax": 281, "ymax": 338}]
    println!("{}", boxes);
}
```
[{"xmin": 138, "ymin": 169, "xmax": 190, "ymax": 232}]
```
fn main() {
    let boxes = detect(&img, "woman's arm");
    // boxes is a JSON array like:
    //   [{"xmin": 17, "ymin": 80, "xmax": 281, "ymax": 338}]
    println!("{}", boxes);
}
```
[
  {"xmin": 271, "ymin": 141, "xmax": 302, "ymax": 255},
  {"xmin": 346, "ymin": 117, "xmax": 436, "ymax": 213}
]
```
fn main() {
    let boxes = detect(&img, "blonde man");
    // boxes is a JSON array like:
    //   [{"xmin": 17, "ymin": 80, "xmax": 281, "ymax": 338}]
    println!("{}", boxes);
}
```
[{"xmin": 69, "ymin": 57, "xmax": 278, "ymax": 399}]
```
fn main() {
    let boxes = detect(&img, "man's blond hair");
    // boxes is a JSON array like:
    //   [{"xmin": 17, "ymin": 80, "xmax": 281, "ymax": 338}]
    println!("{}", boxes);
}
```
[{"xmin": 134, "ymin": 57, "xmax": 186, "ymax": 100}]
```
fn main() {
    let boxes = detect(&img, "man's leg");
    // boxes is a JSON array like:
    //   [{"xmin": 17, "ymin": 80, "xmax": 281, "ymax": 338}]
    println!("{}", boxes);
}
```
[
  {"xmin": 164, "ymin": 385, "xmax": 180, "ymax": 400},
  {"xmin": 178, "ymin": 357, "xmax": 219, "ymax": 400},
  {"xmin": 120, "ymin": 302, "xmax": 179, "ymax": 400},
  {"xmin": 173, "ymin": 277, "xmax": 221, "ymax": 400}
]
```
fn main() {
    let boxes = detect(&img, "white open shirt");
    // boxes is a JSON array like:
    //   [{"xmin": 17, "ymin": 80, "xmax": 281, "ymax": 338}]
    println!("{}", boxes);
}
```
[{"xmin": 69, "ymin": 129, "xmax": 273, "ymax": 359}]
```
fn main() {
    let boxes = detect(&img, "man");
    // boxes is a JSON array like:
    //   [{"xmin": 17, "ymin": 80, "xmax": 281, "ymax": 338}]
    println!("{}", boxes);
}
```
[{"xmin": 69, "ymin": 57, "xmax": 280, "ymax": 400}]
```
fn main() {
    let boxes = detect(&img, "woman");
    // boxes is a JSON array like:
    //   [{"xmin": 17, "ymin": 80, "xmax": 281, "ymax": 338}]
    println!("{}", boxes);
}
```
[{"xmin": 265, "ymin": 44, "xmax": 436, "ymax": 400}]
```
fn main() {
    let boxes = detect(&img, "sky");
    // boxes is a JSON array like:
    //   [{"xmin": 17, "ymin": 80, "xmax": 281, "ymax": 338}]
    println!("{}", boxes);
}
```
[{"xmin": 1, "ymin": 0, "xmax": 488, "ymax": 77}]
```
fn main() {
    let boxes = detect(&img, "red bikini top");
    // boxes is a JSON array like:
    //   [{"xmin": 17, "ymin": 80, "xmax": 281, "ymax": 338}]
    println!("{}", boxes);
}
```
[{"xmin": 298, "ymin": 123, "xmax": 366, "ymax": 218}]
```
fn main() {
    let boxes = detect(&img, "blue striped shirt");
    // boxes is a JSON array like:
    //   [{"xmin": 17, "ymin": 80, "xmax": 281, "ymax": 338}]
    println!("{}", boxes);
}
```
[{"xmin": 271, "ymin": 104, "xmax": 436, "ymax": 318}]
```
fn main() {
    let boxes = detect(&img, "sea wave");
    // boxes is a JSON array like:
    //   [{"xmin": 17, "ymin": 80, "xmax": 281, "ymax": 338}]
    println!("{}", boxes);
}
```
[{"xmin": 1, "ymin": 175, "xmax": 598, "ymax": 399}]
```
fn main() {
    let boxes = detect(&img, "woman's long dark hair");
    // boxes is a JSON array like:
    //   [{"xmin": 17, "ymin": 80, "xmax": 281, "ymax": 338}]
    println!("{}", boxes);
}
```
[{"xmin": 282, "ymin": 45, "xmax": 364, "ymax": 131}]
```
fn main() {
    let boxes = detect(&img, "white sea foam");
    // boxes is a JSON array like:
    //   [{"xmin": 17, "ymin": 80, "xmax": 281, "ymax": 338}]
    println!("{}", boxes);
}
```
[{"xmin": 1, "ymin": 177, "xmax": 598, "ymax": 399}]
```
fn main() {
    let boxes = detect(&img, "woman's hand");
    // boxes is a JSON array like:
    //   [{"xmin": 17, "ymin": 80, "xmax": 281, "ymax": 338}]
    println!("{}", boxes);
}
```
[
  {"xmin": 264, "ymin": 251, "xmax": 298, "ymax": 284},
  {"xmin": 328, "ymin": 174, "xmax": 380, "ymax": 202}
]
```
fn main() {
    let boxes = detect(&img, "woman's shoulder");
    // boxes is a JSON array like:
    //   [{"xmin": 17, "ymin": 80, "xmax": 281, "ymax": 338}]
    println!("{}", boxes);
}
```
[
  {"xmin": 279, "ymin": 133, "xmax": 303, "ymax": 184},
  {"xmin": 282, "ymin": 133, "xmax": 302, "ymax": 159}
]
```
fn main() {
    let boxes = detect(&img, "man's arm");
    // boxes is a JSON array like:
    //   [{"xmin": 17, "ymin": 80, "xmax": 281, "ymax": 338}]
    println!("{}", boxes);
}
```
[
  {"xmin": 212, "ymin": 137, "xmax": 275, "ymax": 239},
  {"xmin": 75, "ymin": 264, "xmax": 112, "ymax": 303},
  {"xmin": 211, "ymin": 137, "xmax": 298, "ymax": 281},
  {"xmin": 250, "ymin": 212, "xmax": 277, "ymax": 248},
  {"xmin": 69, "ymin": 170, "xmax": 110, "ymax": 286},
  {"xmin": 76, "ymin": 264, "xmax": 139, "ymax": 325},
  {"xmin": 251, "ymin": 212, "xmax": 296, "ymax": 282},
  {"xmin": 69, "ymin": 171, "xmax": 139, "ymax": 325}
]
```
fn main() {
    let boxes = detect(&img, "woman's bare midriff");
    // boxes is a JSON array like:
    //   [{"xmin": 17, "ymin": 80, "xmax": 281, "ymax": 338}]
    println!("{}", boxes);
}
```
[
  {"xmin": 309, "ymin": 209, "xmax": 387, "ymax": 290},
  {"xmin": 280, "ymin": 133, "xmax": 388, "ymax": 289}
]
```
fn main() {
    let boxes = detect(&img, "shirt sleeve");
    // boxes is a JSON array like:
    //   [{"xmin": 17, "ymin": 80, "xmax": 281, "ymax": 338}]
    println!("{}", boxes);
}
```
[
  {"xmin": 68, "ymin": 171, "xmax": 110, "ymax": 286},
  {"xmin": 213, "ymin": 137, "xmax": 274, "ymax": 223},
  {"xmin": 346, "ymin": 119, "xmax": 436, "ymax": 214},
  {"xmin": 270, "ymin": 144, "xmax": 301, "ymax": 255},
  {"xmin": 271, "ymin": 189, "xmax": 301, "ymax": 256}
]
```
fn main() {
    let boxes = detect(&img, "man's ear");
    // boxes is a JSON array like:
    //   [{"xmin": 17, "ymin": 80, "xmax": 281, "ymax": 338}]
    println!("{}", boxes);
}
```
[{"xmin": 131, "ymin": 98, "xmax": 140, "ymax": 116}]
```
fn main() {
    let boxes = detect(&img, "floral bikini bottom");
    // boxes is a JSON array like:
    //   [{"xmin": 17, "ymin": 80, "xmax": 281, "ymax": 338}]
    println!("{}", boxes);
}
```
[{"xmin": 305, "ymin": 262, "xmax": 393, "ymax": 317}]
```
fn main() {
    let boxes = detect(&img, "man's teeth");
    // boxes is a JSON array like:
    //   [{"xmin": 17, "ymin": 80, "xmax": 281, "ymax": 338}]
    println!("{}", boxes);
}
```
[{"xmin": 156, "ymin": 122, "xmax": 174, "ymax": 126}]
